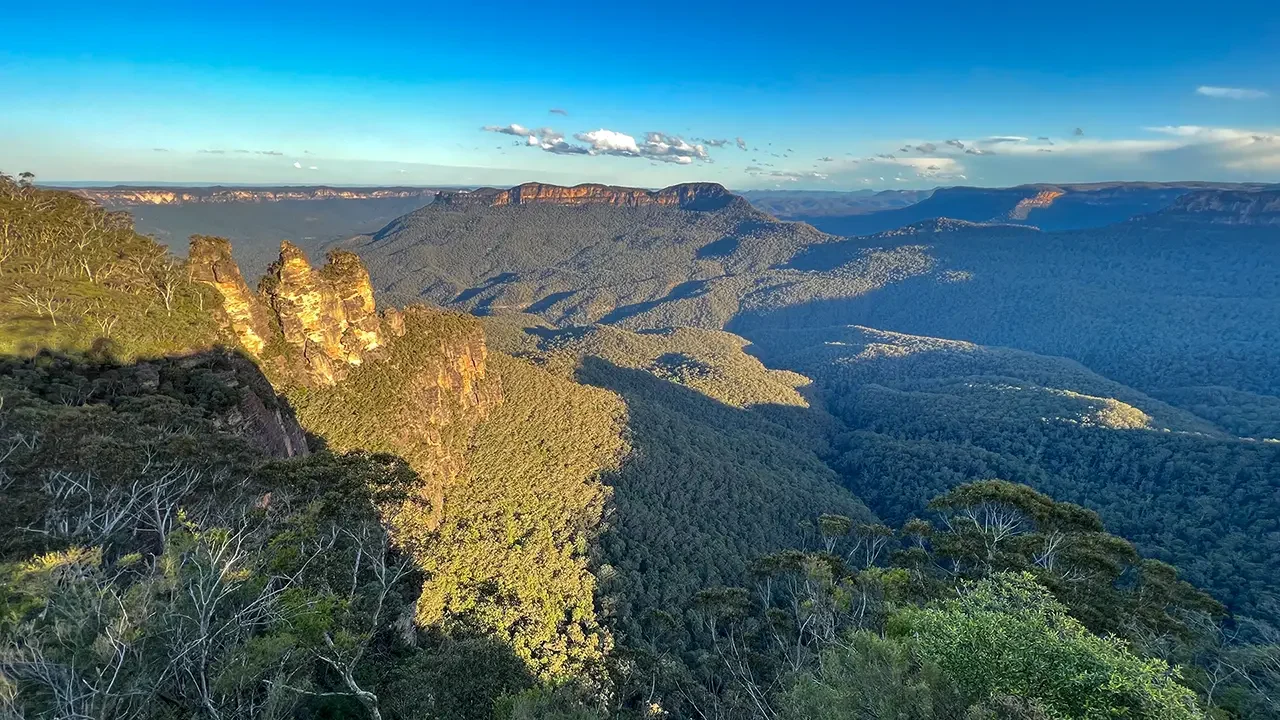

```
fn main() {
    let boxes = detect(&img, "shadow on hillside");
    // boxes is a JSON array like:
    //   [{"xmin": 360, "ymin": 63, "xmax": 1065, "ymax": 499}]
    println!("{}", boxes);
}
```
[
  {"xmin": 598, "ymin": 279, "xmax": 713, "ymax": 325},
  {"xmin": 732, "ymin": 219, "xmax": 1280, "ymax": 397},
  {"xmin": 453, "ymin": 271, "xmax": 519, "ymax": 304},
  {"xmin": 0, "ymin": 346, "xmax": 540, "ymax": 719},
  {"xmin": 721, "ymin": 320, "xmax": 1280, "ymax": 623},
  {"xmin": 564, "ymin": 355, "xmax": 870, "ymax": 628}
]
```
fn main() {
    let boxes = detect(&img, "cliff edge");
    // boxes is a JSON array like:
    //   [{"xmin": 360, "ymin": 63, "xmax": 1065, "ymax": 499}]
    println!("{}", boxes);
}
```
[{"xmin": 434, "ymin": 181, "xmax": 738, "ymax": 211}]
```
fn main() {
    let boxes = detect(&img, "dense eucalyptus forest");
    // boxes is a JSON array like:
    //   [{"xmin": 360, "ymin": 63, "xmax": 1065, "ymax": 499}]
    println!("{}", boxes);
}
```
[{"xmin": 3, "ymin": 174, "xmax": 1280, "ymax": 719}]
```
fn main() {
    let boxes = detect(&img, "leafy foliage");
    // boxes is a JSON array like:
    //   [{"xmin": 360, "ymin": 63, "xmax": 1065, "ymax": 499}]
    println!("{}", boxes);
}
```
[
  {"xmin": 746, "ymin": 323, "xmax": 1280, "ymax": 625},
  {"xmin": 0, "ymin": 173, "xmax": 223, "ymax": 359},
  {"xmin": 895, "ymin": 573, "xmax": 1203, "ymax": 719},
  {"xmin": 0, "ymin": 347, "xmax": 434, "ymax": 719}
]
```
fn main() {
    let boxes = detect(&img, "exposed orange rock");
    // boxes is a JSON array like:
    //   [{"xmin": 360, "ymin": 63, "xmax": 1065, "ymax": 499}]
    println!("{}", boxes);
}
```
[
  {"xmin": 188, "ymin": 237, "xmax": 501, "ymax": 534},
  {"xmin": 190, "ymin": 238, "xmax": 389, "ymax": 385},
  {"xmin": 382, "ymin": 308, "xmax": 501, "ymax": 529},
  {"xmin": 187, "ymin": 236, "xmax": 274, "ymax": 355},
  {"xmin": 74, "ymin": 186, "xmax": 438, "ymax": 206},
  {"xmin": 1006, "ymin": 189, "xmax": 1064, "ymax": 220},
  {"xmin": 437, "ymin": 181, "xmax": 734, "ymax": 209},
  {"xmin": 321, "ymin": 250, "xmax": 384, "ymax": 361},
  {"xmin": 257, "ymin": 242, "xmax": 387, "ymax": 384}
]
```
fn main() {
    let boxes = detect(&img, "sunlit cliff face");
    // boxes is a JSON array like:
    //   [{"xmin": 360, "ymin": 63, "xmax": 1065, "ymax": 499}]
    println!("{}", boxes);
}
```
[
  {"xmin": 437, "ymin": 181, "xmax": 735, "ymax": 209},
  {"xmin": 74, "ymin": 187, "xmax": 437, "ymax": 206},
  {"xmin": 188, "ymin": 237, "xmax": 385, "ymax": 385},
  {"xmin": 1007, "ymin": 189, "xmax": 1065, "ymax": 220}
]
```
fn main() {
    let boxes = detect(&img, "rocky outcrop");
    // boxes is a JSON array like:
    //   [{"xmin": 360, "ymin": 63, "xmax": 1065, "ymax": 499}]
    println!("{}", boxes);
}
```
[
  {"xmin": 189, "ymin": 238, "xmax": 502, "ymax": 527},
  {"xmin": 320, "ymin": 251, "xmax": 384, "ymax": 358},
  {"xmin": 1154, "ymin": 189, "xmax": 1280, "ymax": 225},
  {"xmin": 435, "ymin": 181, "xmax": 736, "ymax": 210},
  {"xmin": 258, "ymin": 241, "xmax": 385, "ymax": 384},
  {"xmin": 1005, "ymin": 189, "xmax": 1064, "ymax": 220},
  {"xmin": 208, "ymin": 353, "xmax": 312, "ymax": 459},
  {"xmin": 187, "ymin": 236, "xmax": 275, "ymax": 356},
  {"xmin": 75, "ymin": 186, "xmax": 439, "ymax": 206},
  {"xmin": 190, "ymin": 238, "xmax": 387, "ymax": 386},
  {"xmin": 377, "ymin": 307, "xmax": 501, "ymax": 530},
  {"xmin": 138, "ymin": 352, "xmax": 310, "ymax": 460}
]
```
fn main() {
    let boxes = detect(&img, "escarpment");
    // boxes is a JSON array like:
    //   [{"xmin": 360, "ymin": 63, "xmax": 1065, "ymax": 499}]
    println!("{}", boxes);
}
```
[
  {"xmin": 1005, "ymin": 189, "xmax": 1064, "ymax": 220},
  {"xmin": 75, "ymin": 186, "xmax": 438, "ymax": 206},
  {"xmin": 434, "ymin": 181, "xmax": 736, "ymax": 210},
  {"xmin": 259, "ymin": 241, "xmax": 386, "ymax": 384},
  {"xmin": 187, "ymin": 236, "xmax": 276, "ymax": 356},
  {"xmin": 1154, "ymin": 188, "xmax": 1280, "ymax": 225}
]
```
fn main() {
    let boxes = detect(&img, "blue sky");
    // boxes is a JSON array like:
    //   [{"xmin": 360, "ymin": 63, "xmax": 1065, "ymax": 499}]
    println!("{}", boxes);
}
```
[{"xmin": 2, "ymin": 1, "xmax": 1278, "ymax": 189}]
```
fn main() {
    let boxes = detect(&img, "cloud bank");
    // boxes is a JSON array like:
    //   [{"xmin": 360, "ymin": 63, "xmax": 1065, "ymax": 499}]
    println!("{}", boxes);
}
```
[
  {"xmin": 483, "ymin": 123, "xmax": 714, "ymax": 164},
  {"xmin": 1196, "ymin": 86, "xmax": 1268, "ymax": 100}
]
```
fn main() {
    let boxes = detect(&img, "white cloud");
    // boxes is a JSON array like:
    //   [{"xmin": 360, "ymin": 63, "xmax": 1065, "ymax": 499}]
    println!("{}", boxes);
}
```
[
  {"xmin": 483, "ymin": 123, "xmax": 534, "ymax": 136},
  {"xmin": 484, "ymin": 124, "xmax": 588, "ymax": 155},
  {"xmin": 640, "ymin": 132, "xmax": 709, "ymax": 163},
  {"xmin": 893, "ymin": 124, "xmax": 1280, "ymax": 183},
  {"xmin": 1196, "ymin": 86, "xmax": 1268, "ymax": 100},
  {"xmin": 575, "ymin": 128, "xmax": 642, "ymax": 154},
  {"xmin": 745, "ymin": 167, "xmax": 829, "ymax": 182},
  {"xmin": 1144, "ymin": 125, "xmax": 1260, "ymax": 141},
  {"xmin": 293, "ymin": 161, "xmax": 302, "ymax": 169},
  {"xmin": 485, "ymin": 122, "xmax": 713, "ymax": 164}
]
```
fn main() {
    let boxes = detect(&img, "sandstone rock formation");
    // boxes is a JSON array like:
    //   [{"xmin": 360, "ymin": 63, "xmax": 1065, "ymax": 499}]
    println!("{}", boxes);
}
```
[
  {"xmin": 75, "ymin": 186, "xmax": 438, "ymax": 206},
  {"xmin": 190, "ymin": 237, "xmax": 386, "ymax": 385},
  {"xmin": 187, "ymin": 236, "xmax": 275, "ymax": 356},
  {"xmin": 188, "ymin": 238, "xmax": 500, "ymax": 519},
  {"xmin": 373, "ymin": 307, "xmax": 501, "ymax": 530},
  {"xmin": 436, "ymin": 181, "xmax": 736, "ymax": 210},
  {"xmin": 1006, "ymin": 189, "xmax": 1065, "ymax": 220},
  {"xmin": 258, "ymin": 241, "xmax": 386, "ymax": 384},
  {"xmin": 1156, "ymin": 188, "xmax": 1280, "ymax": 225}
]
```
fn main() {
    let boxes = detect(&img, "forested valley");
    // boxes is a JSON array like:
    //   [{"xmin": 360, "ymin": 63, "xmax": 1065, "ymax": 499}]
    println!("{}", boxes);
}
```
[{"xmin": 3, "ymin": 174, "xmax": 1280, "ymax": 719}]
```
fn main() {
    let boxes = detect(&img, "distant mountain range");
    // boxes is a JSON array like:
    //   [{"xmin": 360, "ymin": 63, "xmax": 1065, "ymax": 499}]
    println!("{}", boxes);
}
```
[
  {"xmin": 69, "ymin": 181, "xmax": 1280, "ymax": 274},
  {"xmin": 69, "ymin": 185, "xmax": 445, "ymax": 276},
  {"xmin": 769, "ymin": 181, "xmax": 1279, "ymax": 235},
  {"xmin": 69, "ymin": 185, "xmax": 445, "ymax": 205},
  {"xmin": 740, "ymin": 188, "xmax": 931, "ymax": 220}
]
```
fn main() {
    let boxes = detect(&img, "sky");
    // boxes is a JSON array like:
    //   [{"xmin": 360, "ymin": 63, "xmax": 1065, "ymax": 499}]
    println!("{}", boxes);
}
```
[{"xmin": 2, "ymin": 1, "xmax": 1278, "ymax": 190}]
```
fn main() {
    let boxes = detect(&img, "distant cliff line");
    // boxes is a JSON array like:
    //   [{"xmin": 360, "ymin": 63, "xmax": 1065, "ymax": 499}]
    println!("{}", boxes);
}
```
[
  {"xmin": 70, "ymin": 186, "xmax": 447, "ymax": 206},
  {"xmin": 432, "ymin": 181, "xmax": 738, "ymax": 210}
]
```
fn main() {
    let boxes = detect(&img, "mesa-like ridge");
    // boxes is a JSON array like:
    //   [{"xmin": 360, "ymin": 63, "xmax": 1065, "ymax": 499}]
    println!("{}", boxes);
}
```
[
  {"xmin": 1154, "ymin": 187, "xmax": 1280, "ymax": 225},
  {"xmin": 74, "ymin": 185, "xmax": 439, "ymax": 205},
  {"xmin": 434, "ymin": 180, "xmax": 737, "ymax": 209}
]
